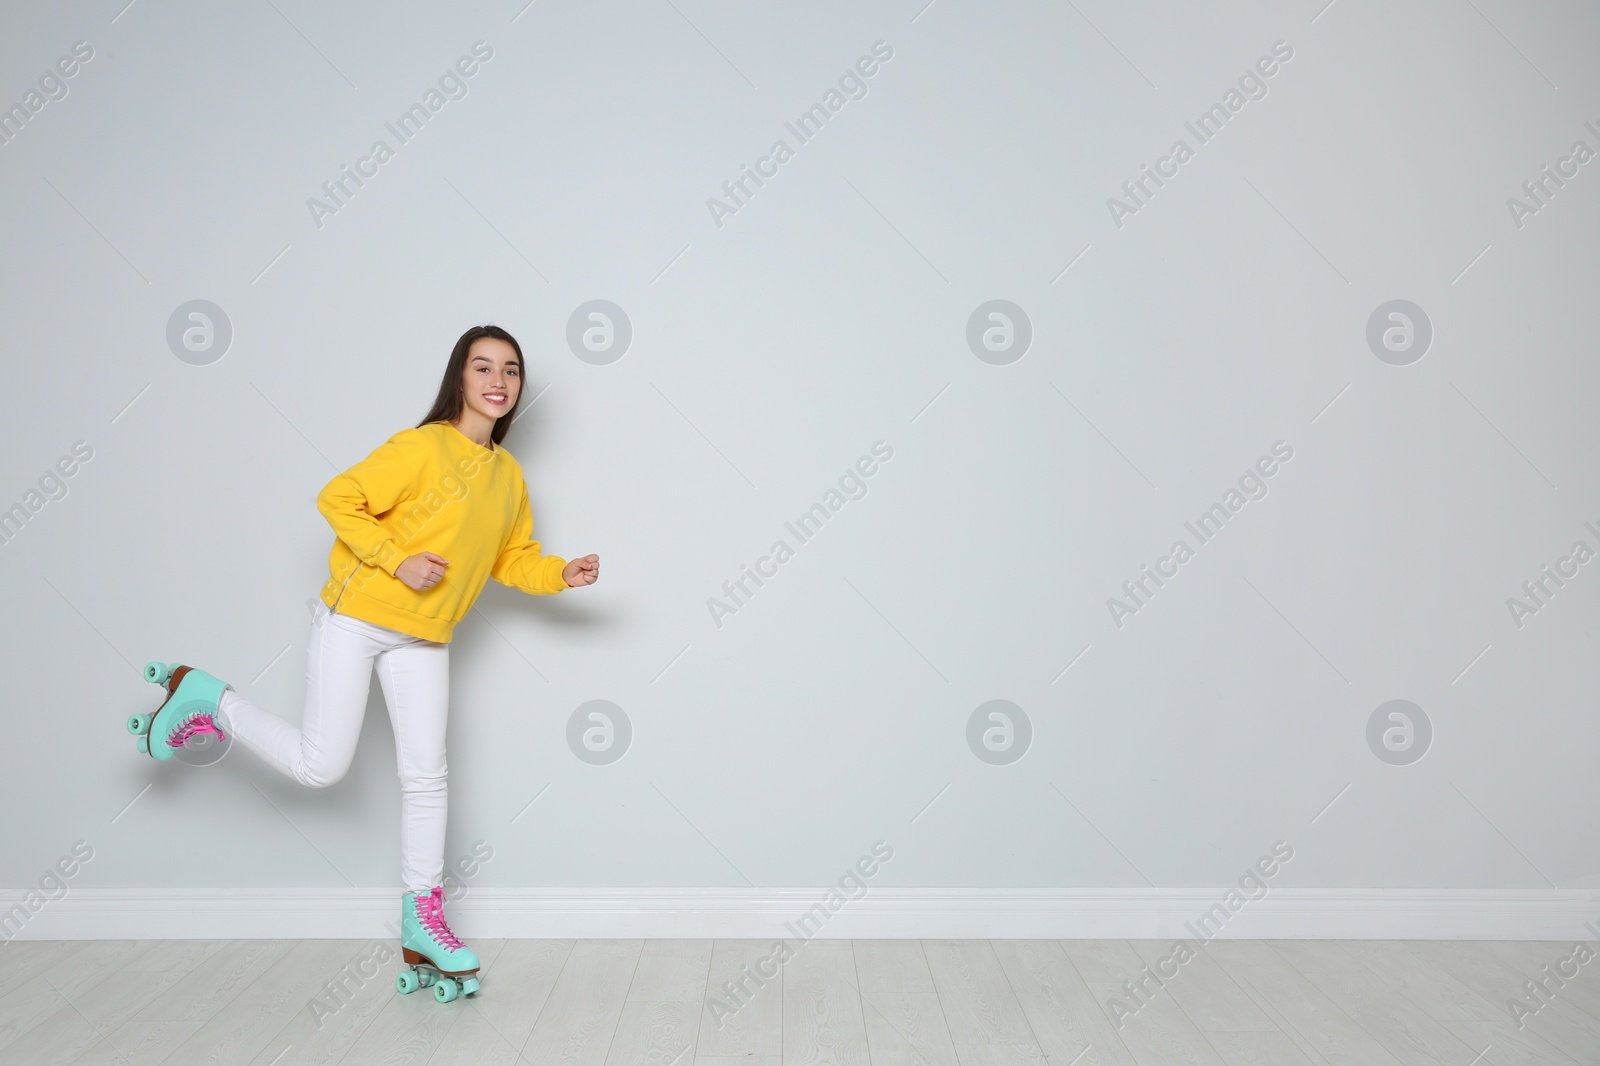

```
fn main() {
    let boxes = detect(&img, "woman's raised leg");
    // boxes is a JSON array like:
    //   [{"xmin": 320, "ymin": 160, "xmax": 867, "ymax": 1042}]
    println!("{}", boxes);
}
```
[{"xmin": 216, "ymin": 600, "xmax": 385, "ymax": 788}]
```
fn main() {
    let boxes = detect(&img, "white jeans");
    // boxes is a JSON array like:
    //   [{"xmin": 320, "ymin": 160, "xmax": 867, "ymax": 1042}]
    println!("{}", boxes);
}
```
[{"xmin": 216, "ymin": 598, "xmax": 450, "ymax": 895}]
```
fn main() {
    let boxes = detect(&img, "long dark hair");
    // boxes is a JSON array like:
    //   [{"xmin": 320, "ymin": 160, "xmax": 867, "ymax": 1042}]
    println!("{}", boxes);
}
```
[{"xmin": 416, "ymin": 325, "xmax": 527, "ymax": 447}]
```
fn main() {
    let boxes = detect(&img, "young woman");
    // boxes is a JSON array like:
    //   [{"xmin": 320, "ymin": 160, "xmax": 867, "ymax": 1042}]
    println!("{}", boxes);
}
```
[{"xmin": 127, "ymin": 324, "xmax": 599, "ymax": 1002}]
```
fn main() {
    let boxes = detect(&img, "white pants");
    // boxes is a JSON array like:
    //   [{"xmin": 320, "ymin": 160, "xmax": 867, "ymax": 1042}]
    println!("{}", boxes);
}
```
[{"xmin": 216, "ymin": 598, "xmax": 450, "ymax": 895}]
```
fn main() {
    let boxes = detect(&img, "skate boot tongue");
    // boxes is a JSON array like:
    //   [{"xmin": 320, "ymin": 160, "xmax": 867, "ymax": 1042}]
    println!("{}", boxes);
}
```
[{"xmin": 418, "ymin": 886, "xmax": 464, "ymax": 951}]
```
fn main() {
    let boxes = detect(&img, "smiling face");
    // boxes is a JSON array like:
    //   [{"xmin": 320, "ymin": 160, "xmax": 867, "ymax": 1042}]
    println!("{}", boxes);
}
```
[{"xmin": 460, "ymin": 336, "xmax": 521, "ymax": 421}]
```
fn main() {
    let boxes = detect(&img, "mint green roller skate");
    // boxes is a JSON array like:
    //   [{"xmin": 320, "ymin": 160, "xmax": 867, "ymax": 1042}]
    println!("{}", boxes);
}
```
[
  {"xmin": 127, "ymin": 663, "xmax": 231, "ymax": 766},
  {"xmin": 395, "ymin": 886, "xmax": 481, "ymax": 1002}
]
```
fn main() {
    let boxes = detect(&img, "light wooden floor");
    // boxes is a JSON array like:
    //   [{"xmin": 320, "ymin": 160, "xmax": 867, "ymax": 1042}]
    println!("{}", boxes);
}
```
[{"xmin": 0, "ymin": 937, "xmax": 1593, "ymax": 1065}]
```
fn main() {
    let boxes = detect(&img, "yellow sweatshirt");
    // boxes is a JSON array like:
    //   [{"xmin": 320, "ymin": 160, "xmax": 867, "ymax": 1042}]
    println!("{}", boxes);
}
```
[{"xmin": 315, "ymin": 420, "xmax": 568, "ymax": 643}]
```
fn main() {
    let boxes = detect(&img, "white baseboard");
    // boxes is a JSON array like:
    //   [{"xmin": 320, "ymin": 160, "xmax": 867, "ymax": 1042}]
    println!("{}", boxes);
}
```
[{"xmin": 3, "ymin": 887, "xmax": 1598, "ymax": 941}]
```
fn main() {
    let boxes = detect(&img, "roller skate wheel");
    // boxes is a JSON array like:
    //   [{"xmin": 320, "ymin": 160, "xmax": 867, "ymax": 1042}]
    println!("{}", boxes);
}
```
[
  {"xmin": 136, "ymin": 735, "xmax": 149, "ymax": 755},
  {"xmin": 433, "ymin": 978, "xmax": 458, "ymax": 1003},
  {"xmin": 417, "ymin": 970, "xmax": 436, "ymax": 988},
  {"xmin": 127, "ymin": 713, "xmax": 150, "ymax": 735},
  {"xmin": 460, "ymin": 976, "xmax": 480, "ymax": 996},
  {"xmin": 396, "ymin": 970, "xmax": 419, "ymax": 995},
  {"xmin": 144, "ymin": 662, "xmax": 171, "ymax": 684}
]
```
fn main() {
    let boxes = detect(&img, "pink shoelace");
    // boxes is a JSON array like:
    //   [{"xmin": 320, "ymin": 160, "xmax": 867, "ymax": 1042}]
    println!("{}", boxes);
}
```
[
  {"xmin": 416, "ymin": 886, "xmax": 464, "ymax": 951},
  {"xmin": 168, "ymin": 713, "xmax": 227, "ymax": 748}
]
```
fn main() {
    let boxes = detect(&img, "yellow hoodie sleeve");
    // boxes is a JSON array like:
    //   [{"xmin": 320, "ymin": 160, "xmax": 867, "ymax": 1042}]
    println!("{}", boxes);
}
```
[
  {"xmin": 316, "ymin": 430, "xmax": 417, "ymax": 578},
  {"xmin": 492, "ymin": 478, "xmax": 569, "ymax": 594}
]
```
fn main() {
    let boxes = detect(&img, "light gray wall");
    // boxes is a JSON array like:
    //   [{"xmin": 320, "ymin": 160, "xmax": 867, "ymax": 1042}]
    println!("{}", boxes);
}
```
[{"xmin": 2, "ymin": 0, "xmax": 1597, "ymax": 901}]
